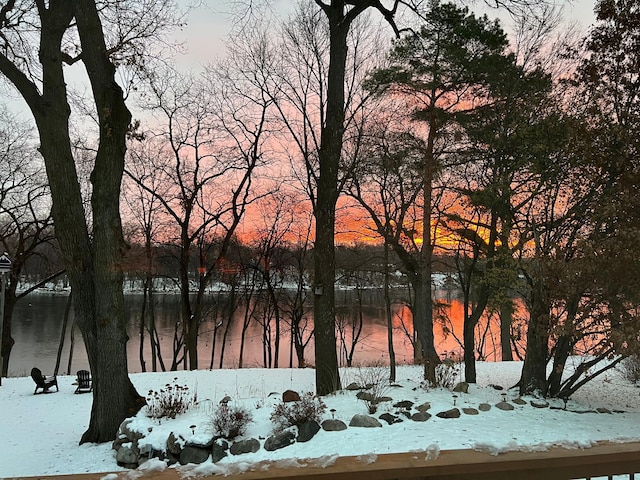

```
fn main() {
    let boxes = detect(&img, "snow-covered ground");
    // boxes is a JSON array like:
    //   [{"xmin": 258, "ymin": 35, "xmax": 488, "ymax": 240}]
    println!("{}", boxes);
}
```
[{"xmin": 1, "ymin": 359, "xmax": 639, "ymax": 478}]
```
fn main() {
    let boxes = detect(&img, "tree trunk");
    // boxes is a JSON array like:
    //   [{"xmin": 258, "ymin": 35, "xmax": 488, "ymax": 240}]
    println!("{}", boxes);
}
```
[
  {"xmin": 518, "ymin": 279, "xmax": 551, "ymax": 396},
  {"xmin": 0, "ymin": 0, "xmax": 144, "ymax": 442},
  {"xmin": 54, "ymin": 292, "xmax": 73, "ymax": 376},
  {"xmin": 1, "ymin": 285, "xmax": 16, "ymax": 378},
  {"xmin": 72, "ymin": 0, "xmax": 145, "ymax": 443},
  {"xmin": 500, "ymin": 299, "xmax": 514, "ymax": 361},
  {"xmin": 547, "ymin": 334, "xmax": 573, "ymax": 397},
  {"xmin": 313, "ymin": 7, "xmax": 350, "ymax": 395},
  {"xmin": 384, "ymin": 242, "xmax": 396, "ymax": 382}
]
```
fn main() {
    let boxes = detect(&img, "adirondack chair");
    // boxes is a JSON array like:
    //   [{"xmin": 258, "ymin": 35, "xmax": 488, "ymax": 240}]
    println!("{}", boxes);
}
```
[
  {"xmin": 75, "ymin": 370, "xmax": 92, "ymax": 394},
  {"xmin": 30, "ymin": 367, "xmax": 58, "ymax": 394}
]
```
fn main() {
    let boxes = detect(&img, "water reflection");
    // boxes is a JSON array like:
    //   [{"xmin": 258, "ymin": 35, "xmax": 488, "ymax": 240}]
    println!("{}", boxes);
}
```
[{"xmin": 9, "ymin": 290, "xmax": 506, "ymax": 376}]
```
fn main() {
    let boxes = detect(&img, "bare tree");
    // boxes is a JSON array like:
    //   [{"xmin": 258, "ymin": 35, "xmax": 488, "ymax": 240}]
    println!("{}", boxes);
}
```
[
  {"xmin": 127, "ymin": 61, "xmax": 267, "ymax": 369},
  {"xmin": 0, "ymin": 107, "xmax": 55, "ymax": 378},
  {"xmin": 0, "ymin": 0, "xmax": 184, "ymax": 442}
]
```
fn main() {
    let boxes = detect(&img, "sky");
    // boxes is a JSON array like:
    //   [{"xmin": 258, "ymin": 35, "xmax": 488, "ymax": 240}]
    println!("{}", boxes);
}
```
[
  {"xmin": 1, "ymin": 360, "xmax": 639, "ymax": 478},
  {"xmin": 178, "ymin": 0, "xmax": 598, "ymax": 68}
]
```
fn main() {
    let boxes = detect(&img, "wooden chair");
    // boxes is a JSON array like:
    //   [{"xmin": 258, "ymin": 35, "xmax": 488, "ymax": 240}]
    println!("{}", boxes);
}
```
[
  {"xmin": 30, "ymin": 367, "xmax": 58, "ymax": 394},
  {"xmin": 75, "ymin": 370, "xmax": 92, "ymax": 394}
]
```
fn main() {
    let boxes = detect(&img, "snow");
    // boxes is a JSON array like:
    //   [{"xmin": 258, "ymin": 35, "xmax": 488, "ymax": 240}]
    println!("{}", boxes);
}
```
[{"xmin": 1, "ymin": 360, "xmax": 639, "ymax": 478}]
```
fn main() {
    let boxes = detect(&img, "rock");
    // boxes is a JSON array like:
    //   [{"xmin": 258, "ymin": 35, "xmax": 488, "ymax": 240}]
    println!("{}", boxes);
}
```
[
  {"xmin": 166, "ymin": 432, "xmax": 184, "ymax": 456},
  {"xmin": 410, "ymin": 411, "xmax": 431, "ymax": 422},
  {"xmin": 379, "ymin": 413, "xmax": 403, "ymax": 425},
  {"xmin": 119, "ymin": 419, "xmax": 144, "ymax": 442},
  {"xmin": 321, "ymin": 419, "xmax": 348, "ymax": 431},
  {"xmin": 211, "ymin": 439, "xmax": 229, "ymax": 463},
  {"xmin": 496, "ymin": 401, "xmax": 514, "ymax": 411},
  {"xmin": 416, "ymin": 402, "xmax": 431, "ymax": 412},
  {"xmin": 596, "ymin": 407, "xmax": 613, "ymax": 414},
  {"xmin": 264, "ymin": 431, "xmax": 295, "ymax": 451},
  {"xmin": 462, "ymin": 408, "xmax": 479, "ymax": 415},
  {"xmin": 478, "ymin": 403, "xmax": 491, "ymax": 412},
  {"xmin": 116, "ymin": 445, "xmax": 138, "ymax": 468},
  {"xmin": 345, "ymin": 382, "xmax": 362, "ymax": 391},
  {"xmin": 112, "ymin": 434, "xmax": 129, "ymax": 451},
  {"xmin": 393, "ymin": 400, "xmax": 414, "ymax": 410},
  {"xmin": 186, "ymin": 437, "xmax": 214, "ymax": 449},
  {"xmin": 512, "ymin": 398, "xmax": 527, "ymax": 405},
  {"xmin": 349, "ymin": 414, "xmax": 382, "ymax": 428},
  {"xmin": 230, "ymin": 438, "xmax": 260, "ymax": 455},
  {"xmin": 530, "ymin": 400, "xmax": 549, "ymax": 409},
  {"xmin": 489, "ymin": 384, "xmax": 504, "ymax": 390},
  {"xmin": 297, "ymin": 420, "xmax": 321, "ymax": 443},
  {"xmin": 436, "ymin": 408, "xmax": 461, "ymax": 419},
  {"xmin": 453, "ymin": 382, "xmax": 469, "ymax": 393},
  {"xmin": 356, "ymin": 391, "xmax": 376, "ymax": 402},
  {"xmin": 283, "ymin": 390, "xmax": 301, "ymax": 403},
  {"xmin": 179, "ymin": 446, "xmax": 210, "ymax": 465}
]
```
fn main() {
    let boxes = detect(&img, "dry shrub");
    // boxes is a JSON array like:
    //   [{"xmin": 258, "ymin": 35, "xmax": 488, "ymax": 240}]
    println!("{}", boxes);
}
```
[
  {"xmin": 210, "ymin": 402, "xmax": 254, "ymax": 440},
  {"xmin": 145, "ymin": 378, "xmax": 197, "ymax": 419},
  {"xmin": 620, "ymin": 355, "xmax": 640, "ymax": 384},
  {"xmin": 270, "ymin": 391, "xmax": 327, "ymax": 433}
]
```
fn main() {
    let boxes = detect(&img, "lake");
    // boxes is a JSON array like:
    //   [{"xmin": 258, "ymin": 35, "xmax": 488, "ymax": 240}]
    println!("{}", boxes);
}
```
[{"xmin": 8, "ymin": 289, "xmax": 487, "ymax": 376}]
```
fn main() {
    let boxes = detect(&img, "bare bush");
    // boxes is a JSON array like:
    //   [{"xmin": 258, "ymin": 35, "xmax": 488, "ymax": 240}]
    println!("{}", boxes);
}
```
[
  {"xmin": 210, "ymin": 402, "xmax": 254, "ymax": 440},
  {"xmin": 270, "ymin": 392, "xmax": 327, "ymax": 433},
  {"xmin": 351, "ymin": 363, "xmax": 392, "ymax": 414},
  {"xmin": 145, "ymin": 378, "xmax": 197, "ymax": 419},
  {"xmin": 620, "ymin": 355, "xmax": 640, "ymax": 384},
  {"xmin": 434, "ymin": 357, "xmax": 462, "ymax": 391}
]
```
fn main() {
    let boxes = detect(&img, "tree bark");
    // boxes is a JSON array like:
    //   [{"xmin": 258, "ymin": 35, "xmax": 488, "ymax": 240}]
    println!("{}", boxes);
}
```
[
  {"xmin": 73, "ymin": 0, "xmax": 145, "ymax": 443},
  {"xmin": 313, "ymin": 4, "xmax": 351, "ymax": 395},
  {"xmin": 518, "ymin": 278, "xmax": 551, "ymax": 396}
]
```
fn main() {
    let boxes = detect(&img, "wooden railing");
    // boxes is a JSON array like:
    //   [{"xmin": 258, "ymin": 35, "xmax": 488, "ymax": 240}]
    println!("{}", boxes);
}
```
[{"xmin": 8, "ymin": 441, "xmax": 640, "ymax": 480}]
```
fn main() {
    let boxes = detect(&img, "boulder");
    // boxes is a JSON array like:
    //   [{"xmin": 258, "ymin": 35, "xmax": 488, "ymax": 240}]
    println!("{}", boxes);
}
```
[
  {"xmin": 416, "ymin": 402, "xmax": 431, "ymax": 412},
  {"xmin": 166, "ymin": 432, "xmax": 184, "ymax": 456},
  {"xmin": 462, "ymin": 408, "xmax": 479, "ymax": 415},
  {"xmin": 495, "ymin": 401, "xmax": 514, "ymax": 411},
  {"xmin": 436, "ymin": 408, "xmax": 461, "ymax": 419},
  {"xmin": 410, "ymin": 411, "xmax": 431, "ymax": 422},
  {"xmin": 116, "ymin": 445, "xmax": 138, "ymax": 468},
  {"xmin": 212, "ymin": 439, "xmax": 229, "ymax": 463},
  {"xmin": 321, "ymin": 419, "xmax": 348, "ymax": 432},
  {"xmin": 530, "ymin": 400, "xmax": 549, "ymax": 409},
  {"xmin": 283, "ymin": 390, "xmax": 301, "ymax": 402},
  {"xmin": 379, "ymin": 413, "xmax": 403, "ymax": 425},
  {"xmin": 513, "ymin": 398, "xmax": 527, "ymax": 405},
  {"xmin": 264, "ymin": 431, "xmax": 295, "ymax": 451},
  {"xmin": 112, "ymin": 434, "xmax": 129, "ymax": 451},
  {"xmin": 349, "ymin": 414, "xmax": 382, "ymax": 428},
  {"xmin": 453, "ymin": 382, "xmax": 469, "ymax": 394},
  {"xmin": 230, "ymin": 438, "xmax": 260, "ymax": 455},
  {"xmin": 179, "ymin": 446, "xmax": 210, "ymax": 465},
  {"xmin": 297, "ymin": 420, "xmax": 321, "ymax": 443},
  {"xmin": 119, "ymin": 419, "xmax": 144, "ymax": 443},
  {"xmin": 478, "ymin": 403, "xmax": 491, "ymax": 412},
  {"xmin": 393, "ymin": 400, "xmax": 414, "ymax": 410}
]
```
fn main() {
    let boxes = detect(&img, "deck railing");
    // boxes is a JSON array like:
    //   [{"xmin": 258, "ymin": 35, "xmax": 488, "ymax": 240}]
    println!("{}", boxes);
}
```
[{"xmin": 9, "ymin": 441, "xmax": 640, "ymax": 480}]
